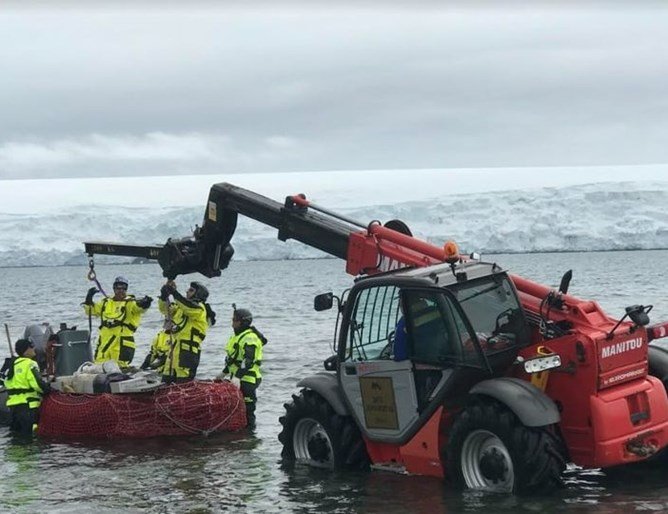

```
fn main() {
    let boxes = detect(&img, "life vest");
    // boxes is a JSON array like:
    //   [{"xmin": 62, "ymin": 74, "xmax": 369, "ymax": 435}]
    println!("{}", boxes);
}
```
[
  {"xmin": 4, "ymin": 357, "xmax": 46, "ymax": 409},
  {"xmin": 94, "ymin": 296, "xmax": 143, "ymax": 332},
  {"xmin": 224, "ymin": 327, "xmax": 264, "ymax": 384},
  {"xmin": 84, "ymin": 296, "xmax": 147, "ymax": 366}
]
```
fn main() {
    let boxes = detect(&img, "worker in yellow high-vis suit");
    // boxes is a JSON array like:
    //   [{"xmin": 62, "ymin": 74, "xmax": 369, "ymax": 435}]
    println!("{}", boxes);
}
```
[
  {"xmin": 139, "ymin": 319, "xmax": 175, "ymax": 375},
  {"xmin": 83, "ymin": 275, "xmax": 153, "ymax": 367},
  {"xmin": 3, "ymin": 339, "xmax": 51, "ymax": 435},
  {"xmin": 218, "ymin": 306, "xmax": 267, "ymax": 429},
  {"xmin": 158, "ymin": 280, "xmax": 216, "ymax": 383}
]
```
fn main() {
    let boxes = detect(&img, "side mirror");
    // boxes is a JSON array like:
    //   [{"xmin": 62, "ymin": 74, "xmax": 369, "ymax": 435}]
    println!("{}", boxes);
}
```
[
  {"xmin": 606, "ymin": 304, "xmax": 654, "ymax": 339},
  {"xmin": 323, "ymin": 354, "xmax": 338, "ymax": 371},
  {"xmin": 314, "ymin": 292, "xmax": 334, "ymax": 311}
]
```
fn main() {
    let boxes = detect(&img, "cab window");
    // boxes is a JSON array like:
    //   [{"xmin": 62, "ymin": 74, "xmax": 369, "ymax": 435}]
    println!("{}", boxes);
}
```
[
  {"xmin": 403, "ymin": 290, "xmax": 480, "ymax": 366},
  {"xmin": 347, "ymin": 285, "xmax": 401, "ymax": 361},
  {"xmin": 452, "ymin": 275, "xmax": 528, "ymax": 356},
  {"xmin": 347, "ymin": 285, "xmax": 485, "ymax": 367}
]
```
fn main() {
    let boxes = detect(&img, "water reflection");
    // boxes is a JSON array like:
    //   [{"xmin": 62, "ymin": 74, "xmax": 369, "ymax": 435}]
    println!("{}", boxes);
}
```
[{"xmin": 2, "ymin": 439, "xmax": 42, "ymax": 510}]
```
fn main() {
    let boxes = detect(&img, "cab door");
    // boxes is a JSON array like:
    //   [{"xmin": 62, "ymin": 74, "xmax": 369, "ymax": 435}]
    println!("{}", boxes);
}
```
[{"xmin": 339, "ymin": 284, "xmax": 467, "ymax": 443}]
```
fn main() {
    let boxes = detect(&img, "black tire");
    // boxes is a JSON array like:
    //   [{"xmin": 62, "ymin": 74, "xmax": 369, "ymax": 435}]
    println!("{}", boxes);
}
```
[
  {"xmin": 278, "ymin": 389, "xmax": 369, "ymax": 470},
  {"xmin": 447, "ymin": 399, "xmax": 566, "ymax": 494},
  {"xmin": 648, "ymin": 344, "xmax": 668, "ymax": 391}
]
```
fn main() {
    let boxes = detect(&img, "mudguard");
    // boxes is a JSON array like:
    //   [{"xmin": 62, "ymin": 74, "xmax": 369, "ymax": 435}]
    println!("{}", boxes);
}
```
[
  {"xmin": 296, "ymin": 372, "xmax": 349, "ymax": 416},
  {"xmin": 470, "ymin": 377, "xmax": 560, "ymax": 427}
]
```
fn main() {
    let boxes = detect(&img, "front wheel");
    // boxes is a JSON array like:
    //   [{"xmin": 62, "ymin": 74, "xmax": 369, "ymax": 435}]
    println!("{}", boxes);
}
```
[
  {"xmin": 278, "ymin": 389, "xmax": 369, "ymax": 470},
  {"xmin": 447, "ymin": 399, "xmax": 565, "ymax": 494}
]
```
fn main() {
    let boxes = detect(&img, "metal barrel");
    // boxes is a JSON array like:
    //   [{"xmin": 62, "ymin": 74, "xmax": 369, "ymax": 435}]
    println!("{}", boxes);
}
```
[{"xmin": 54, "ymin": 330, "xmax": 93, "ymax": 377}]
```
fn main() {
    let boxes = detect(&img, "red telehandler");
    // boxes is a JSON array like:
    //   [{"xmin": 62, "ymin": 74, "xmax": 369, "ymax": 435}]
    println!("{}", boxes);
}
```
[{"xmin": 84, "ymin": 182, "xmax": 668, "ymax": 493}]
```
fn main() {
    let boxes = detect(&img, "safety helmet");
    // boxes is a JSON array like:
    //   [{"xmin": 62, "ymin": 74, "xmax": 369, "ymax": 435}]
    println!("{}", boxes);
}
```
[
  {"xmin": 233, "ymin": 307, "xmax": 253, "ymax": 325},
  {"xmin": 15, "ymin": 338, "xmax": 34, "ymax": 356},
  {"xmin": 113, "ymin": 276, "xmax": 129, "ymax": 287},
  {"xmin": 189, "ymin": 281, "xmax": 209, "ymax": 302}
]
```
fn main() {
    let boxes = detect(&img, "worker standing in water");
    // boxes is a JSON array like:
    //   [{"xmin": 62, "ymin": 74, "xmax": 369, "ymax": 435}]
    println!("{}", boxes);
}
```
[
  {"xmin": 217, "ymin": 306, "xmax": 267, "ymax": 429},
  {"xmin": 159, "ymin": 280, "xmax": 216, "ymax": 383},
  {"xmin": 4, "ymin": 339, "xmax": 51, "ymax": 436},
  {"xmin": 83, "ymin": 276, "xmax": 152, "ymax": 368}
]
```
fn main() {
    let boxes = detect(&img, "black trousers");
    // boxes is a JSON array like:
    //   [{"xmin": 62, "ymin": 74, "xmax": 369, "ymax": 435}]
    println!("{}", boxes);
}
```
[
  {"xmin": 9, "ymin": 404, "xmax": 39, "ymax": 436},
  {"xmin": 240, "ymin": 379, "xmax": 261, "ymax": 428}
]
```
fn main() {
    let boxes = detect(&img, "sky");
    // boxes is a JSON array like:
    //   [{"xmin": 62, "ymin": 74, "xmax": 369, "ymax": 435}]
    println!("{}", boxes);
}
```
[{"xmin": 1, "ymin": 2, "xmax": 668, "ymax": 180}]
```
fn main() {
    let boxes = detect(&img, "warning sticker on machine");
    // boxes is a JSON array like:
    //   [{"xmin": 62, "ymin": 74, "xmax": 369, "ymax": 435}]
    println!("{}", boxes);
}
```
[
  {"xmin": 208, "ymin": 201, "xmax": 217, "ymax": 222},
  {"xmin": 359, "ymin": 376, "xmax": 399, "ymax": 430}
]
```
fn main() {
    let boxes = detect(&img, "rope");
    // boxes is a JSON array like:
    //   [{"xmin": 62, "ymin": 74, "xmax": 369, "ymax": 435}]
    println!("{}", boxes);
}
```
[
  {"xmin": 86, "ymin": 256, "xmax": 108, "ymax": 350},
  {"xmin": 87, "ymin": 256, "xmax": 108, "ymax": 298},
  {"xmin": 154, "ymin": 382, "xmax": 244, "ymax": 436}
]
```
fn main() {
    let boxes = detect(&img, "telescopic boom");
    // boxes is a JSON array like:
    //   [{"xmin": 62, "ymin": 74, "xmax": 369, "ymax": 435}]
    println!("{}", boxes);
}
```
[{"xmin": 84, "ymin": 182, "xmax": 450, "ymax": 279}]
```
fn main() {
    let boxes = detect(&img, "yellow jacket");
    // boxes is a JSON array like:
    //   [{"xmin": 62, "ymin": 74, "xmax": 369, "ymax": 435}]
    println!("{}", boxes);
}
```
[
  {"xmin": 158, "ymin": 296, "xmax": 208, "ymax": 380},
  {"xmin": 84, "ymin": 296, "xmax": 148, "ymax": 367},
  {"xmin": 140, "ymin": 330, "xmax": 173, "ymax": 374},
  {"xmin": 223, "ymin": 327, "xmax": 264, "ymax": 384},
  {"xmin": 4, "ymin": 357, "xmax": 48, "ymax": 409}
]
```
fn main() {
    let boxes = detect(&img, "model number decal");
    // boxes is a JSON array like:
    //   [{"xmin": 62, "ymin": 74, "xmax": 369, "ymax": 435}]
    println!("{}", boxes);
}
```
[
  {"xmin": 601, "ymin": 337, "xmax": 643, "ymax": 359},
  {"xmin": 602, "ymin": 367, "xmax": 646, "ymax": 386}
]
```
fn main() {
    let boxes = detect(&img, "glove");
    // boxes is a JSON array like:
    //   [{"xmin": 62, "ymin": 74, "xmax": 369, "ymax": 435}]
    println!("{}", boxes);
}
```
[
  {"xmin": 84, "ymin": 287, "xmax": 98, "ymax": 305},
  {"xmin": 136, "ymin": 295, "xmax": 153, "ymax": 309},
  {"xmin": 160, "ymin": 285, "xmax": 174, "ymax": 301},
  {"xmin": 213, "ymin": 371, "xmax": 225, "ymax": 382},
  {"xmin": 140, "ymin": 354, "xmax": 152, "ymax": 370},
  {"xmin": 231, "ymin": 376, "xmax": 241, "ymax": 388}
]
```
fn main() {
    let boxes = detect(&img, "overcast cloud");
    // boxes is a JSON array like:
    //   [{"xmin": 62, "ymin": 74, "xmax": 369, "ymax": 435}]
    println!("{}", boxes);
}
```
[{"xmin": 1, "ymin": 2, "xmax": 668, "ymax": 179}]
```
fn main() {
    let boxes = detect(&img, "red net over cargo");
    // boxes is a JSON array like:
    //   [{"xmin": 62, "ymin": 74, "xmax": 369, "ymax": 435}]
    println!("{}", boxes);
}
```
[{"xmin": 37, "ymin": 380, "xmax": 247, "ymax": 438}]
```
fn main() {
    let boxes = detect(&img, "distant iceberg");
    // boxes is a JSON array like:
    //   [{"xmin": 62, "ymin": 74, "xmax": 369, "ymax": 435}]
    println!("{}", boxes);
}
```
[{"xmin": 1, "ymin": 173, "xmax": 667, "ymax": 267}]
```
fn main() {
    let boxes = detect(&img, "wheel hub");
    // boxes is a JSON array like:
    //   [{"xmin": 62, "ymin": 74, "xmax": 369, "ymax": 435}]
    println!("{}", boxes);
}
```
[
  {"xmin": 460, "ymin": 429, "xmax": 515, "ymax": 492},
  {"xmin": 307, "ymin": 432, "xmax": 332, "ymax": 462},
  {"xmin": 293, "ymin": 418, "xmax": 335, "ymax": 469},
  {"xmin": 478, "ymin": 447, "xmax": 508, "ymax": 482}
]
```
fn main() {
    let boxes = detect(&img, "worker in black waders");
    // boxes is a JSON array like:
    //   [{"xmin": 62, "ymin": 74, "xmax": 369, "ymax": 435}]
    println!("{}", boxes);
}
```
[
  {"xmin": 84, "ymin": 275, "xmax": 153, "ymax": 368},
  {"xmin": 159, "ymin": 280, "xmax": 216, "ymax": 384},
  {"xmin": 3, "ymin": 339, "xmax": 51, "ymax": 436},
  {"xmin": 217, "ymin": 307, "xmax": 267, "ymax": 429}
]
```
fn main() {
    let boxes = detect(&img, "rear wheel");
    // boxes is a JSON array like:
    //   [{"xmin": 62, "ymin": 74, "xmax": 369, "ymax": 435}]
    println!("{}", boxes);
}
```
[
  {"xmin": 279, "ymin": 389, "xmax": 369, "ymax": 470},
  {"xmin": 447, "ymin": 399, "xmax": 565, "ymax": 494}
]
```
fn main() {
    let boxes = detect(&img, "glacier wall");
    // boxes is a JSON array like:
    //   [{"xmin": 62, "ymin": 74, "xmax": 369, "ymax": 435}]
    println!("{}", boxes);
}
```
[{"xmin": 1, "ymin": 178, "xmax": 667, "ymax": 267}]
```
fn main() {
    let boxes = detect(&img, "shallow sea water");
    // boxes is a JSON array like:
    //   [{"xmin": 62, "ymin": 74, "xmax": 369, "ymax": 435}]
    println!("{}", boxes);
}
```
[{"xmin": 1, "ymin": 252, "xmax": 668, "ymax": 513}]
